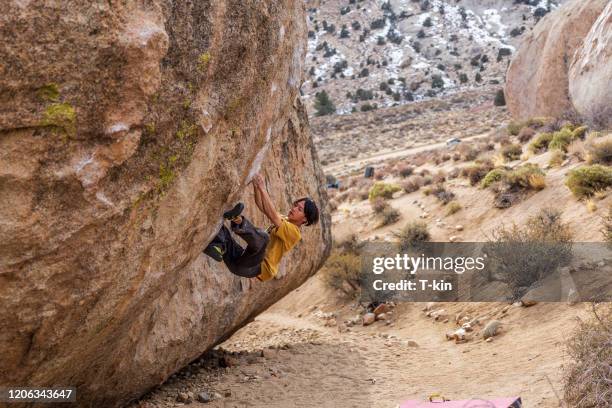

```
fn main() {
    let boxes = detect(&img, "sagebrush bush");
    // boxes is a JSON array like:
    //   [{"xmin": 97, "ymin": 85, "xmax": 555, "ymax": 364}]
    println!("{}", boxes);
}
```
[
  {"xmin": 394, "ymin": 221, "xmax": 430, "ymax": 250},
  {"xmin": 548, "ymin": 150, "xmax": 565, "ymax": 167},
  {"xmin": 481, "ymin": 168, "xmax": 506, "ymax": 188},
  {"xmin": 401, "ymin": 175, "xmax": 424, "ymax": 193},
  {"xmin": 506, "ymin": 121, "xmax": 522, "ymax": 136},
  {"xmin": 370, "ymin": 197, "xmax": 389, "ymax": 214},
  {"xmin": 432, "ymin": 184, "xmax": 455, "ymax": 204},
  {"xmin": 397, "ymin": 164, "xmax": 415, "ymax": 178},
  {"xmin": 501, "ymin": 143, "xmax": 522, "ymax": 160},
  {"xmin": 566, "ymin": 165, "xmax": 612, "ymax": 198},
  {"xmin": 323, "ymin": 249, "xmax": 362, "ymax": 297},
  {"xmin": 586, "ymin": 134, "xmax": 612, "ymax": 165},
  {"xmin": 563, "ymin": 304, "xmax": 612, "ymax": 408},
  {"xmin": 529, "ymin": 132, "xmax": 554, "ymax": 153},
  {"xmin": 446, "ymin": 201, "xmax": 462, "ymax": 215},
  {"xmin": 379, "ymin": 206, "xmax": 400, "ymax": 226},
  {"xmin": 549, "ymin": 128, "xmax": 575, "ymax": 152},
  {"xmin": 505, "ymin": 164, "xmax": 545, "ymax": 191},
  {"xmin": 461, "ymin": 160, "xmax": 494, "ymax": 185},
  {"xmin": 517, "ymin": 127, "xmax": 536, "ymax": 143},
  {"xmin": 487, "ymin": 208, "xmax": 573, "ymax": 299},
  {"xmin": 368, "ymin": 182, "xmax": 401, "ymax": 200}
]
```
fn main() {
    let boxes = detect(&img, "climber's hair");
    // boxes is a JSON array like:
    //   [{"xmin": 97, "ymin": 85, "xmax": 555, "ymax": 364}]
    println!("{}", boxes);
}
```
[{"xmin": 294, "ymin": 197, "xmax": 319, "ymax": 226}]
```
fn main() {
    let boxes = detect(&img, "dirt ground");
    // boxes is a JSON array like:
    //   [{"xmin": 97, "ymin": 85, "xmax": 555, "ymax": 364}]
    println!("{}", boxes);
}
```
[{"xmin": 129, "ymin": 270, "xmax": 591, "ymax": 408}]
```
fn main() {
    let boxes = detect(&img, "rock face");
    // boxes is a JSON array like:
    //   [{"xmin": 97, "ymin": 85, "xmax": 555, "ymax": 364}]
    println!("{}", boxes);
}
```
[
  {"xmin": 568, "ymin": 2, "xmax": 612, "ymax": 126},
  {"xmin": 0, "ymin": 1, "xmax": 330, "ymax": 407},
  {"xmin": 505, "ymin": 0, "xmax": 609, "ymax": 121}
]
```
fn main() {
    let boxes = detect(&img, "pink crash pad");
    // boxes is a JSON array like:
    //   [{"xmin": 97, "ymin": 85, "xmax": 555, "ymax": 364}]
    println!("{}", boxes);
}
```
[{"xmin": 400, "ymin": 397, "xmax": 522, "ymax": 408}]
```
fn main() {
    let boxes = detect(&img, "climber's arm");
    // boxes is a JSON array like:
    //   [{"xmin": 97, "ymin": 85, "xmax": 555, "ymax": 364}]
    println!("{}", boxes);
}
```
[
  {"xmin": 252, "ymin": 181, "xmax": 265, "ymax": 213},
  {"xmin": 252, "ymin": 174, "xmax": 283, "ymax": 227}
]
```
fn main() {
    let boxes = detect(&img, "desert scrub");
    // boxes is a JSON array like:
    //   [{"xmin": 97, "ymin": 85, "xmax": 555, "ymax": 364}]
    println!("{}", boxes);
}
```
[
  {"xmin": 396, "ymin": 164, "xmax": 414, "ymax": 178},
  {"xmin": 563, "ymin": 304, "xmax": 612, "ymax": 408},
  {"xmin": 548, "ymin": 127, "xmax": 575, "ymax": 151},
  {"xmin": 481, "ymin": 168, "xmax": 506, "ymax": 188},
  {"xmin": 431, "ymin": 184, "xmax": 455, "ymax": 204},
  {"xmin": 323, "ymin": 238, "xmax": 362, "ymax": 297},
  {"xmin": 506, "ymin": 121, "xmax": 522, "ymax": 136},
  {"xmin": 158, "ymin": 163, "xmax": 175, "ymax": 191},
  {"xmin": 486, "ymin": 208, "xmax": 573, "ymax": 299},
  {"xmin": 368, "ymin": 182, "xmax": 401, "ymax": 201},
  {"xmin": 529, "ymin": 132, "xmax": 553, "ymax": 153},
  {"xmin": 505, "ymin": 164, "xmax": 546, "ymax": 191},
  {"xmin": 198, "ymin": 52, "xmax": 211, "ymax": 71},
  {"xmin": 41, "ymin": 103, "xmax": 76, "ymax": 137},
  {"xmin": 370, "ymin": 197, "xmax": 389, "ymax": 214},
  {"xmin": 462, "ymin": 160, "xmax": 494, "ymax": 185},
  {"xmin": 586, "ymin": 134, "xmax": 612, "ymax": 165},
  {"xmin": 501, "ymin": 143, "xmax": 522, "ymax": 160},
  {"xmin": 378, "ymin": 206, "xmax": 400, "ymax": 226},
  {"xmin": 446, "ymin": 201, "xmax": 462, "ymax": 215},
  {"xmin": 37, "ymin": 83, "xmax": 60, "ymax": 101},
  {"xmin": 401, "ymin": 175, "xmax": 424, "ymax": 193},
  {"xmin": 393, "ymin": 221, "xmax": 430, "ymax": 251},
  {"xmin": 566, "ymin": 165, "xmax": 612, "ymax": 198},
  {"xmin": 517, "ymin": 127, "xmax": 536, "ymax": 143},
  {"xmin": 548, "ymin": 150, "xmax": 565, "ymax": 167}
]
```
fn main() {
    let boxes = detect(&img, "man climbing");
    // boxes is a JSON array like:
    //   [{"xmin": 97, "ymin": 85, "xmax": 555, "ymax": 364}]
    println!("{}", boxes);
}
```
[{"xmin": 203, "ymin": 173, "xmax": 319, "ymax": 281}]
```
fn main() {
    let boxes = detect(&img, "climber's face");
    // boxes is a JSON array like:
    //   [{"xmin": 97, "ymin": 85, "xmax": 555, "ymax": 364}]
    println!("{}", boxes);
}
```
[{"xmin": 287, "ymin": 199, "xmax": 307, "ymax": 226}]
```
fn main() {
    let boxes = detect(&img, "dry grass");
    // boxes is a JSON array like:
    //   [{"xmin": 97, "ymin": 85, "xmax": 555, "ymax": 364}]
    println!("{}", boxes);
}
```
[
  {"xmin": 549, "ymin": 150, "xmax": 566, "ymax": 167},
  {"xmin": 563, "ymin": 304, "xmax": 612, "ymax": 408},
  {"xmin": 586, "ymin": 134, "xmax": 612, "ymax": 165},
  {"xmin": 446, "ymin": 201, "xmax": 462, "ymax": 215},
  {"xmin": 501, "ymin": 143, "xmax": 522, "ymax": 161}
]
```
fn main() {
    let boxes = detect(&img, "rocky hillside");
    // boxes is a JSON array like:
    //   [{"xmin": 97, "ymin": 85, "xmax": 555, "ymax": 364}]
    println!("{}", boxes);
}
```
[
  {"xmin": 302, "ymin": 0, "xmax": 566, "ymax": 116},
  {"xmin": 0, "ymin": 1, "xmax": 330, "ymax": 407}
]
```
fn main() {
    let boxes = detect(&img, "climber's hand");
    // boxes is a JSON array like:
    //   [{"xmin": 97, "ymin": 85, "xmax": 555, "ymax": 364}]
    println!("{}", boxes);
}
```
[{"xmin": 252, "ymin": 173, "xmax": 264, "ymax": 188}]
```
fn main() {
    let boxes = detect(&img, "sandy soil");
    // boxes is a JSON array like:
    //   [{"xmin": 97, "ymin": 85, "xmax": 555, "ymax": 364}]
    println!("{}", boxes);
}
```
[{"xmin": 129, "ymin": 272, "xmax": 590, "ymax": 408}]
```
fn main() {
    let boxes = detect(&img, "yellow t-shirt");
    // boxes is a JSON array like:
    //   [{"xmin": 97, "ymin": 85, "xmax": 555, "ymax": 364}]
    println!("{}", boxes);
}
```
[{"xmin": 257, "ymin": 218, "xmax": 301, "ymax": 281}]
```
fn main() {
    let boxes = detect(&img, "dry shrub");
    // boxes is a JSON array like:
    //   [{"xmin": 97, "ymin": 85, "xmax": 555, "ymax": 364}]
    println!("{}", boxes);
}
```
[
  {"xmin": 457, "ymin": 144, "xmax": 478, "ymax": 161},
  {"xmin": 323, "ymin": 249, "xmax": 362, "ymax": 298},
  {"xmin": 506, "ymin": 121, "xmax": 522, "ymax": 136},
  {"xmin": 431, "ymin": 184, "xmax": 456, "ymax": 204},
  {"xmin": 586, "ymin": 134, "xmax": 612, "ymax": 165},
  {"xmin": 549, "ymin": 127, "xmax": 576, "ymax": 152},
  {"xmin": 452, "ymin": 152, "xmax": 461, "ymax": 161},
  {"xmin": 501, "ymin": 143, "xmax": 522, "ymax": 160},
  {"xmin": 549, "ymin": 150, "xmax": 565, "ymax": 167},
  {"xmin": 370, "ymin": 197, "xmax": 389, "ymax": 214},
  {"xmin": 529, "ymin": 132, "xmax": 554, "ymax": 153},
  {"xmin": 517, "ymin": 127, "xmax": 536, "ymax": 143},
  {"xmin": 567, "ymin": 138, "xmax": 587, "ymax": 161},
  {"xmin": 462, "ymin": 160, "xmax": 494, "ymax": 186},
  {"xmin": 419, "ymin": 168, "xmax": 431, "ymax": 177},
  {"xmin": 440, "ymin": 153, "xmax": 451, "ymax": 161},
  {"xmin": 563, "ymin": 304, "xmax": 612, "ymax": 408},
  {"xmin": 394, "ymin": 221, "xmax": 430, "ymax": 251},
  {"xmin": 432, "ymin": 170, "xmax": 446, "ymax": 184},
  {"xmin": 481, "ymin": 168, "xmax": 506, "ymax": 188},
  {"xmin": 422, "ymin": 175, "xmax": 433, "ymax": 186},
  {"xmin": 487, "ymin": 208, "xmax": 573, "ymax": 299},
  {"xmin": 397, "ymin": 164, "xmax": 415, "ymax": 178},
  {"xmin": 328, "ymin": 198, "xmax": 338, "ymax": 212},
  {"xmin": 401, "ymin": 175, "xmax": 424, "ymax": 193},
  {"xmin": 566, "ymin": 165, "xmax": 612, "ymax": 199},
  {"xmin": 379, "ymin": 206, "xmax": 400, "ymax": 226},
  {"xmin": 505, "ymin": 164, "xmax": 546, "ymax": 191},
  {"xmin": 446, "ymin": 201, "xmax": 462, "ymax": 215}
]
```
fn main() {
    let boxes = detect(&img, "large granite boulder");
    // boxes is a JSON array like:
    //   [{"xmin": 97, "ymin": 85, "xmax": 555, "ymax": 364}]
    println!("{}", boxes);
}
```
[
  {"xmin": 568, "ymin": 2, "xmax": 612, "ymax": 127},
  {"xmin": 505, "ymin": 0, "xmax": 609, "ymax": 121},
  {"xmin": 0, "ymin": 1, "xmax": 330, "ymax": 407}
]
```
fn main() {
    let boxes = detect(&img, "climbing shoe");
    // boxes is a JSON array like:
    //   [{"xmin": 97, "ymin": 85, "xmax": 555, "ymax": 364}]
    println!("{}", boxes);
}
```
[
  {"xmin": 223, "ymin": 202, "xmax": 244, "ymax": 220},
  {"xmin": 204, "ymin": 244, "xmax": 224, "ymax": 262}
]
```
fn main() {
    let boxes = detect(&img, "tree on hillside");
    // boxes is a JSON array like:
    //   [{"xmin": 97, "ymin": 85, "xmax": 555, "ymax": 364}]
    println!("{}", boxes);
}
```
[{"xmin": 314, "ymin": 91, "xmax": 336, "ymax": 116}]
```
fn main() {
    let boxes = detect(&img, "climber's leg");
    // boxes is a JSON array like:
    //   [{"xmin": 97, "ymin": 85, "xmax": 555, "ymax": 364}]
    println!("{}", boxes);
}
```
[
  {"xmin": 203, "ymin": 225, "xmax": 243, "ymax": 262},
  {"xmin": 230, "ymin": 216, "xmax": 270, "ymax": 266}
]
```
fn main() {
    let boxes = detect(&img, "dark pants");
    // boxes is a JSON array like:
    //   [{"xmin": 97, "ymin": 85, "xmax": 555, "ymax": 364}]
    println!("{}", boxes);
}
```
[{"xmin": 205, "ymin": 216, "xmax": 270, "ymax": 278}]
